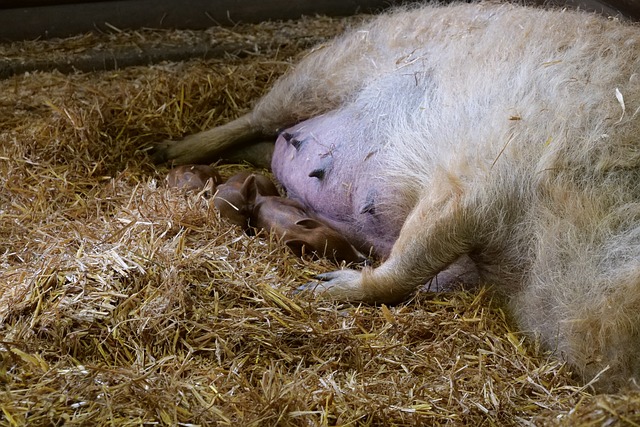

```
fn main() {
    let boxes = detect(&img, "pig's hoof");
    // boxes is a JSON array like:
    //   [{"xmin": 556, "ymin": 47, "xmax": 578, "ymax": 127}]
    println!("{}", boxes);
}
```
[
  {"xmin": 296, "ymin": 269, "xmax": 364, "ymax": 300},
  {"xmin": 148, "ymin": 140, "xmax": 175, "ymax": 164}
]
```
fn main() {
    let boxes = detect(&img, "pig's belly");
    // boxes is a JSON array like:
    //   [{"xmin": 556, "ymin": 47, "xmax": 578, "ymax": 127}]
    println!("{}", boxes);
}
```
[
  {"xmin": 271, "ymin": 110, "xmax": 480, "ymax": 289},
  {"xmin": 271, "ymin": 110, "xmax": 403, "ymax": 258}
]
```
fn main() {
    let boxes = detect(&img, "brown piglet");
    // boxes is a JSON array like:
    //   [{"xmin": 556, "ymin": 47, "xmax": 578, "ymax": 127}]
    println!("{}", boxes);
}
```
[
  {"xmin": 167, "ymin": 164, "xmax": 221, "ymax": 192},
  {"xmin": 213, "ymin": 171, "xmax": 280, "ymax": 227},
  {"xmin": 242, "ymin": 175, "xmax": 367, "ymax": 264}
]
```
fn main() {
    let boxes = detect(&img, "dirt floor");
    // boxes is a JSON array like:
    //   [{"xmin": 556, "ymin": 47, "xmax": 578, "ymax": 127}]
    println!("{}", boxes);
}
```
[{"xmin": 1, "ymin": 12, "xmax": 640, "ymax": 427}]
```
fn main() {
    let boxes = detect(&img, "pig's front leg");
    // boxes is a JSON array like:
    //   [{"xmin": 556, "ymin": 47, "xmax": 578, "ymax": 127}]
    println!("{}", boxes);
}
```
[{"xmin": 300, "ymin": 193, "xmax": 478, "ymax": 304}]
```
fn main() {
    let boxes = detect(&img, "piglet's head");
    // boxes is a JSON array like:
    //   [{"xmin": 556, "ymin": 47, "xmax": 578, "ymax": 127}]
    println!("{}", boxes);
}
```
[
  {"xmin": 284, "ymin": 218, "xmax": 368, "ymax": 265},
  {"xmin": 222, "ymin": 171, "xmax": 279, "ymax": 196},
  {"xmin": 166, "ymin": 164, "xmax": 221, "ymax": 192},
  {"xmin": 214, "ymin": 172, "xmax": 279, "ymax": 228},
  {"xmin": 213, "ymin": 174, "xmax": 259, "ymax": 228}
]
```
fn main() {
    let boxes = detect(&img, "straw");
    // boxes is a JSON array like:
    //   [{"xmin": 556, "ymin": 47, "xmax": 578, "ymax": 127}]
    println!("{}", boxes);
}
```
[{"xmin": 1, "ymin": 14, "xmax": 639, "ymax": 426}]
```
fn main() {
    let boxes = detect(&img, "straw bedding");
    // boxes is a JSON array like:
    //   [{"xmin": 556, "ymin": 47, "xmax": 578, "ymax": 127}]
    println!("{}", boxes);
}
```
[{"xmin": 1, "ymin": 13, "xmax": 640, "ymax": 426}]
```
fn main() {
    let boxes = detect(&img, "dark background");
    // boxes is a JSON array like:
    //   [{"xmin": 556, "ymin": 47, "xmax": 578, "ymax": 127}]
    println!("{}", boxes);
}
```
[{"xmin": 1, "ymin": 0, "xmax": 638, "ymax": 41}]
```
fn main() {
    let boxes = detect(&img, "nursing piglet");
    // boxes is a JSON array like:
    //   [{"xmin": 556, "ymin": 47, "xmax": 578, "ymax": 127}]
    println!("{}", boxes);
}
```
[
  {"xmin": 215, "ymin": 172, "xmax": 367, "ymax": 264},
  {"xmin": 212, "ymin": 171, "xmax": 280, "ymax": 227},
  {"xmin": 245, "ymin": 176, "xmax": 368, "ymax": 264}
]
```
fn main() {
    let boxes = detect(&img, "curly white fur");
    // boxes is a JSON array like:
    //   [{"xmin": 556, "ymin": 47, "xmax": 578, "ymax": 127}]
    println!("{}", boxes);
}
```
[{"xmin": 158, "ymin": 2, "xmax": 640, "ymax": 391}]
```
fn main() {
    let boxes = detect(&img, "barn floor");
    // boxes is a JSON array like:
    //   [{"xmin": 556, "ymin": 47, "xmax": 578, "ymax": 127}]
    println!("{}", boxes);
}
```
[{"xmin": 1, "ymin": 13, "xmax": 640, "ymax": 426}]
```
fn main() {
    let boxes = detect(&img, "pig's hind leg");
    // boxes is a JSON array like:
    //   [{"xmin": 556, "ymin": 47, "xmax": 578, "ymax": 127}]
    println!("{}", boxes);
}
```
[
  {"xmin": 151, "ymin": 32, "xmax": 386, "ymax": 165},
  {"xmin": 151, "ymin": 113, "xmax": 266, "ymax": 165}
]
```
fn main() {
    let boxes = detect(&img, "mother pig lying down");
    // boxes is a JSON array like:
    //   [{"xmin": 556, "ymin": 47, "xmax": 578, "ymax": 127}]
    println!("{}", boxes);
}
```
[{"xmin": 154, "ymin": 2, "xmax": 640, "ymax": 391}]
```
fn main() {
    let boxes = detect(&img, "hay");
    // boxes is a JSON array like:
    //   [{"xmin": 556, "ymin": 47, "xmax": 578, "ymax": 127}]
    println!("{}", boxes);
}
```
[{"xmin": 1, "ymin": 14, "xmax": 639, "ymax": 427}]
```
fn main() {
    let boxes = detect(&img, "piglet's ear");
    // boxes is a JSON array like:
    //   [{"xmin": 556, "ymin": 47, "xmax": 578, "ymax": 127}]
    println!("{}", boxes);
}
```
[
  {"xmin": 284, "ymin": 239, "xmax": 307, "ymax": 257},
  {"xmin": 240, "ymin": 174, "xmax": 258, "ymax": 203},
  {"xmin": 294, "ymin": 218, "xmax": 323, "ymax": 229}
]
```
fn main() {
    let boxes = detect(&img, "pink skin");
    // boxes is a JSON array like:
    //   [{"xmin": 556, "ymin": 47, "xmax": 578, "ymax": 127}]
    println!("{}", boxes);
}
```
[{"xmin": 272, "ymin": 111, "xmax": 404, "ymax": 259}]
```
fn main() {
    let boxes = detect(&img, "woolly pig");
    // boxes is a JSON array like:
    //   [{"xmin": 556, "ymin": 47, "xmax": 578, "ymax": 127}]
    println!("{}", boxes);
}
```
[{"xmin": 153, "ymin": 3, "xmax": 640, "ymax": 391}]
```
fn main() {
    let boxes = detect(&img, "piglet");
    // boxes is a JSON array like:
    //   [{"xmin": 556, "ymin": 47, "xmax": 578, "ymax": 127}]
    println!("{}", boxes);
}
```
[
  {"xmin": 216, "ymin": 172, "xmax": 367, "ymax": 264},
  {"xmin": 252, "ymin": 195, "xmax": 369, "ymax": 264},
  {"xmin": 166, "ymin": 164, "xmax": 221, "ymax": 192},
  {"xmin": 213, "ymin": 171, "xmax": 280, "ymax": 227}
]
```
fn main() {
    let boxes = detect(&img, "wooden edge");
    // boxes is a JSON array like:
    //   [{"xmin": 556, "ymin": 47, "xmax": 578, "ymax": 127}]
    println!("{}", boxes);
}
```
[{"xmin": 0, "ymin": 0, "xmax": 399, "ymax": 41}]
